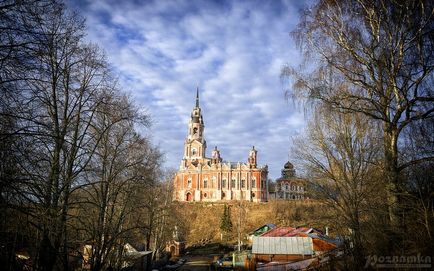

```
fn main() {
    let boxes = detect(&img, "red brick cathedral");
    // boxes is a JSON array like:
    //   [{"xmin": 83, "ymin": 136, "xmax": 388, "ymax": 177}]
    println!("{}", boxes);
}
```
[{"xmin": 173, "ymin": 88, "xmax": 268, "ymax": 202}]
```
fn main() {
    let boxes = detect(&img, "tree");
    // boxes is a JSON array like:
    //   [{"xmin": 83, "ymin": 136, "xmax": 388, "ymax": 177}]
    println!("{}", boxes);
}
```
[
  {"xmin": 399, "ymin": 117, "xmax": 434, "ymax": 254},
  {"xmin": 284, "ymin": 0, "xmax": 434, "ymax": 230},
  {"xmin": 138, "ymin": 171, "xmax": 177, "ymax": 260},
  {"xmin": 1, "ymin": 1, "xmax": 166, "ymax": 270},
  {"xmin": 70, "ymin": 92, "xmax": 155, "ymax": 271},
  {"xmin": 0, "ymin": 1, "xmax": 151, "ymax": 270},
  {"xmin": 220, "ymin": 205, "xmax": 233, "ymax": 241},
  {"xmin": 293, "ymin": 107, "xmax": 385, "ymax": 267}
]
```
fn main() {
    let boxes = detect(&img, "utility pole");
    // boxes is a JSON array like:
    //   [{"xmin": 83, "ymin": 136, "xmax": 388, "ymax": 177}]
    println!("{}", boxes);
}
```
[{"xmin": 238, "ymin": 201, "xmax": 241, "ymax": 252}]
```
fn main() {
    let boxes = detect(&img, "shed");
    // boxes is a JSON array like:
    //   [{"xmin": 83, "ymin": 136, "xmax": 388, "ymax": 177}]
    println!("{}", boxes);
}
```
[{"xmin": 251, "ymin": 226, "xmax": 339, "ymax": 263}]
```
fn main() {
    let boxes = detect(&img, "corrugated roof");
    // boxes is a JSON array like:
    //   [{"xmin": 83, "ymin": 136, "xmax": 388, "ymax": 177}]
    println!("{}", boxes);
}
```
[
  {"xmin": 260, "ymin": 227, "xmax": 295, "ymax": 237},
  {"xmin": 261, "ymin": 227, "xmax": 314, "ymax": 237},
  {"xmin": 254, "ymin": 226, "xmax": 340, "ymax": 255},
  {"xmin": 252, "ymin": 236, "xmax": 313, "ymax": 255},
  {"xmin": 261, "ymin": 227, "xmax": 329, "ymax": 238},
  {"xmin": 250, "ymin": 224, "xmax": 277, "ymax": 235}
]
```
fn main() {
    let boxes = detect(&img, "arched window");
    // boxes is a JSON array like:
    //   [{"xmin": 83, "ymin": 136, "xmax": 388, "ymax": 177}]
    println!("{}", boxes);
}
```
[
  {"xmin": 285, "ymin": 184, "xmax": 289, "ymax": 191},
  {"xmin": 187, "ymin": 178, "xmax": 192, "ymax": 188},
  {"xmin": 231, "ymin": 179, "xmax": 236, "ymax": 188},
  {"xmin": 203, "ymin": 179, "xmax": 208, "ymax": 188},
  {"xmin": 212, "ymin": 177, "xmax": 216, "ymax": 188},
  {"xmin": 251, "ymin": 178, "xmax": 256, "ymax": 188},
  {"xmin": 192, "ymin": 148, "xmax": 197, "ymax": 156}
]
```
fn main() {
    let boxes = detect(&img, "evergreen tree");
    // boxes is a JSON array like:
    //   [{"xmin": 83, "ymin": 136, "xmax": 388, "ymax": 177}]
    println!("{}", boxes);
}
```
[{"xmin": 220, "ymin": 205, "xmax": 233, "ymax": 237}]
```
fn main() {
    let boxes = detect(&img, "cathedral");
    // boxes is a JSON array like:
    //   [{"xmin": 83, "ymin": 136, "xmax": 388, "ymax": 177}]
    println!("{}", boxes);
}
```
[{"xmin": 173, "ymin": 88, "xmax": 269, "ymax": 202}]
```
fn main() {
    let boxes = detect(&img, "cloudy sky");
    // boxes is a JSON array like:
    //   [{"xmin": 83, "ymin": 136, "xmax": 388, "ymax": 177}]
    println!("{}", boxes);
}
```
[{"xmin": 67, "ymin": 0, "xmax": 308, "ymax": 179}]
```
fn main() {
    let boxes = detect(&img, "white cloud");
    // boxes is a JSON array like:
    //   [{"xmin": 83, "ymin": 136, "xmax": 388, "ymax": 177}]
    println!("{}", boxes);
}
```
[{"xmin": 67, "ymin": 0, "xmax": 307, "ymax": 179}]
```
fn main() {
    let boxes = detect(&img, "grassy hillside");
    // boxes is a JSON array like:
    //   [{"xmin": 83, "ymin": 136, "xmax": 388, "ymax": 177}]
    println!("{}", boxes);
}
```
[{"xmin": 172, "ymin": 200, "xmax": 336, "ymax": 246}]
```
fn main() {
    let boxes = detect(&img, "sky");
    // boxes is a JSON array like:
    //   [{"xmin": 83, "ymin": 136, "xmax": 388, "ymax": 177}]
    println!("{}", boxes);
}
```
[{"xmin": 67, "ymin": 0, "xmax": 308, "ymax": 179}]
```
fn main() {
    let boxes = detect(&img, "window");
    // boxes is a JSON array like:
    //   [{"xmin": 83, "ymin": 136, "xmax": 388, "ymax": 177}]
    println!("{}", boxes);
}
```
[
  {"xmin": 222, "ymin": 179, "xmax": 226, "ymax": 188},
  {"xmin": 192, "ymin": 148, "xmax": 197, "ymax": 156},
  {"xmin": 241, "ymin": 179, "xmax": 245, "ymax": 188},
  {"xmin": 251, "ymin": 179, "xmax": 256, "ymax": 188},
  {"xmin": 285, "ymin": 184, "xmax": 289, "ymax": 191},
  {"xmin": 231, "ymin": 179, "xmax": 236, "ymax": 188},
  {"xmin": 204, "ymin": 179, "xmax": 208, "ymax": 188},
  {"xmin": 187, "ymin": 179, "xmax": 192, "ymax": 188}
]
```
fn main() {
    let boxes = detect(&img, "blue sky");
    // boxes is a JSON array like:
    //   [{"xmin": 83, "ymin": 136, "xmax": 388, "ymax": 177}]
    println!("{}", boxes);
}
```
[{"xmin": 67, "ymin": 0, "xmax": 308, "ymax": 179}]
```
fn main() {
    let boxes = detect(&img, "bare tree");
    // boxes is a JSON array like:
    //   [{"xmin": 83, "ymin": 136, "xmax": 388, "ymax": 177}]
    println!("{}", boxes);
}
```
[
  {"xmin": 1, "ymin": 1, "xmax": 167, "ymax": 271},
  {"xmin": 0, "ymin": 1, "xmax": 118, "ymax": 270},
  {"xmin": 284, "ymin": 0, "xmax": 434, "ymax": 229},
  {"xmin": 400, "ymin": 118, "xmax": 434, "ymax": 254},
  {"xmin": 139, "ymin": 172, "xmax": 177, "ymax": 259},
  {"xmin": 70, "ymin": 92, "xmax": 160, "ymax": 271},
  {"xmin": 293, "ymin": 107, "xmax": 384, "ymax": 267}
]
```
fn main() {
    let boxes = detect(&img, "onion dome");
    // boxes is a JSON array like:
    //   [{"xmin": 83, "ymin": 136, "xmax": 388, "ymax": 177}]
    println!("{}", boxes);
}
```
[{"xmin": 284, "ymin": 161, "xmax": 294, "ymax": 169}]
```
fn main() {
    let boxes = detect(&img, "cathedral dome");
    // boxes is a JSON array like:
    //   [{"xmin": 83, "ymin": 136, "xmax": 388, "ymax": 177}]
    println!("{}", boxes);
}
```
[{"xmin": 284, "ymin": 161, "xmax": 294, "ymax": 169}]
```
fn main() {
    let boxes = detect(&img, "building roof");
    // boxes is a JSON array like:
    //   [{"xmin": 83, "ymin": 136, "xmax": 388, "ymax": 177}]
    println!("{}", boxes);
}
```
[
  {"xmin": 123, "ymin": 243, "xmax": 152, "ymax": 260},
  {"xmin": 260, "ymin": 227, "xmax": 296, "ymax": 237},
  {"xmin": 249, "ymin": 223, "xmax": 277, "ymax": 235},
  {"xmin": 253, "ymin": 226, "xmax": 339, "ymax": 255},
  {"xmin": 252, "ymin": 236, "xmax": 314, "ymax": 255},
  {"xmin": 260, "ymin": 227, "xmax": 323, "ymax": 237}
]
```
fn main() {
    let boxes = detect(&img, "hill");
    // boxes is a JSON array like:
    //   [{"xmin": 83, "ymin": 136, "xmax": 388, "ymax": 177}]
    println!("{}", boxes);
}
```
[{"xmin": 172, "ymin": 200, "xmax": 335, "ymax": 245}]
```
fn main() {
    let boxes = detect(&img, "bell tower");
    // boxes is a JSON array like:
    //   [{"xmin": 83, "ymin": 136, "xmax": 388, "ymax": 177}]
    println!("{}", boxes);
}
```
[
  {"xmin": 211, "ymin": 146, "xmax": 222, "ymax": 165},
  {"xmin": 181, "ymin": 87, "xmax": 207, "ymax": 168}
]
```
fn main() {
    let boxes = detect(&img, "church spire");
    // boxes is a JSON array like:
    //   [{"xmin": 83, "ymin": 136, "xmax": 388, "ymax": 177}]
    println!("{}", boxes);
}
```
[{"xmin": 195, "ymin": 86, "xmax": 199, "ymax": 107}]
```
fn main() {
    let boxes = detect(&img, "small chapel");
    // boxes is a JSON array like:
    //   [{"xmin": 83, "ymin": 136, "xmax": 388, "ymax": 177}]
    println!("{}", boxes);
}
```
[{"xmin": 173, "ymin": 88, "xmax": 269, "ymax": 202}]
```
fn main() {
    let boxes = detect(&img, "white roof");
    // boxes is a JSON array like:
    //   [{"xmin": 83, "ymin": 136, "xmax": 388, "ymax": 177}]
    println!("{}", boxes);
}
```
[{"xmin": 252, "ymin": 236, "xmax": 314, "ymax": 255}]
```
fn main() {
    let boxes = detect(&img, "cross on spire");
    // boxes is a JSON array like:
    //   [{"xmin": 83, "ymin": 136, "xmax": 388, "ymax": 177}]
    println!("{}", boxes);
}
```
[{"xmin": 195, "ymin": 86, "xmax": 199, "ymax": 107}]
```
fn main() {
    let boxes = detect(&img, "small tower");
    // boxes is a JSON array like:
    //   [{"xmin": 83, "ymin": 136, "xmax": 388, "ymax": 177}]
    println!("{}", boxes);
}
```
[
  {"xmin": 211, "ymin": 146, "xmax": 222, "ymax": 165},
  {"xmin": 248, "ymin": 146, "xmax": 257, "ymax": 168}
]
